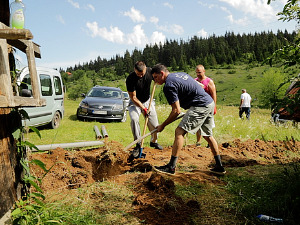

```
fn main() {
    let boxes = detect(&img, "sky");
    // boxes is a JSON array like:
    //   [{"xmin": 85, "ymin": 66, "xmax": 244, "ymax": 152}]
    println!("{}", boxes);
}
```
[{"xmin": 12, "ymin": 0, "xmax": 297, "ymax": 70}]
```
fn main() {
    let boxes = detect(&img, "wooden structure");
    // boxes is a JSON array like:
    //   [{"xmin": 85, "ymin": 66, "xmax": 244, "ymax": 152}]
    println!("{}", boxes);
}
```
[
  {"xmin": 0, "ymin": 23, "xmax": 44, "ymax": 107},
  {"xmin": 0, "ymin": 0, "xmax": 45, "ymax": 220}
]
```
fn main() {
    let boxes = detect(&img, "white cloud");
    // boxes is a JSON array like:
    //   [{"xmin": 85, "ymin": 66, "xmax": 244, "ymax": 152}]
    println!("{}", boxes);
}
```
[
  {"xmin": 86, "ymin": 4, "xmax": 95, "ymax": 12},
  {"xmin": 157, "ymin": 24, "xmax": 184, "ymax": 35},
  {"xmin": 56, "ymin": 15, "xmax": 65, "ymax": 25},
  {"xmin": 197, "ymin": 29, "xmax": 208, "ymax": 38},
  {"xmin": 123, "ymin": 7, "xmax": 146, "ymax": 23},
  {"xmin": 86, "ymin": 22, "xmax": 166, "ymax": 47},
  {"xmin": 150, "ymin": 16, "xmax": 159, "ymax": 24},
  {"xmin": 127, "ymin": 24, "xmax": 148, "ymax": 46},
  {"xmin": 163, "ymin": 2, "xmax": 173, "ymax": 9},
  {"xmin": 198, "ymin": 1, "xmax": 217, "ymax": 9},
  {"xmin": 219, "ymin": 0, "xmax": 276, "ymax": 22},
  {"xmin": 171, "ymin": 24, "xmax": 184, "ymax": 35},
  {"xmin": 227, "ymin": 14, "xmax": 249, "ymax": 25},
  {"xmin": 67, "ymin": 0, "xmax": 80, "ymax": 9},
  {"xmin": 150, "ymin": 31, "xmax": 166, "ymax": 45},
  {"xmin": 86, "ymin": 22, "xmax": 124, "ymax": 43}
]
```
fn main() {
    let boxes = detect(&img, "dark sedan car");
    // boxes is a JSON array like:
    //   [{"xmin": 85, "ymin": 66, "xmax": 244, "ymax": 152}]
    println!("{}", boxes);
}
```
[{"xmin": 77, "ymin": 86, "xmax": 127, "ymax": 122}]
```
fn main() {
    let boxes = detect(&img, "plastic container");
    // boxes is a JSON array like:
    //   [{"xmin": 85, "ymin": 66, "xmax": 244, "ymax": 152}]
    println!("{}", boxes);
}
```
[
  {"xmin": 257, "ymin": 214, "xmax": 283, "ymax": 223},
  {"xmin": 10, "ymin": 0, "xmax": 26, "ymax": 29}
]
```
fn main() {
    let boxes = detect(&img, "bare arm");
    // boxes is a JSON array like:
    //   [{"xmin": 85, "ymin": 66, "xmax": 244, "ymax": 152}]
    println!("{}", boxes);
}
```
[
  {"xmin": 156, "ymin": 100, "xmax": 181, "ymax": 132},
  {"xmin": 128, "ymin": 91, "xmax": 146, "ymax": 110},
  {"xmin": 207, "ymin": 80, "xmax": 217, "ymax": 104},
  {"xmin": 239, "ymin": 99, "xmax": 244, "ymax": 108}
]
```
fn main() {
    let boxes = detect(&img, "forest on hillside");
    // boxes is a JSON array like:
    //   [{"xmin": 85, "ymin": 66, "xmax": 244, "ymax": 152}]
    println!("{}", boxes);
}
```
[
  {"xmin": 61, "ymin": 30, "xmax": 296, "ymax": 78},
  {"xmin": 59, "ymin": 30, "xmax": 298, "ymax": 105}
]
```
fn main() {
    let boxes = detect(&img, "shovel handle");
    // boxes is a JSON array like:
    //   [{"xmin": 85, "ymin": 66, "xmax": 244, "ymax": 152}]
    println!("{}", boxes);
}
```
[
  {"xmin": 124, "ymin": 112, "xmax": 185, "ymax": 152},
  {"xmin": 141, "ymin": 83, "xmax": 157, "ymax": 148}
]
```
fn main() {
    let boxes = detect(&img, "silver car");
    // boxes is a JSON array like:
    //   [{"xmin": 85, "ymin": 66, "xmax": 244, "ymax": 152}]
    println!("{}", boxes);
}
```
[
  {"xmin": 77, "ymin": 86, "xmax": 127, "ymax": 122},
  {"xmin": 123, "ymin": 91, "xmax": 130, "ymax": 110}
]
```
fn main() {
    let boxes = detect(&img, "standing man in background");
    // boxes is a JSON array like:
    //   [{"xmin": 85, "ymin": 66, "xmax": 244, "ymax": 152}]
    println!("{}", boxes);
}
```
[
  {"xmin": 194, "ymin": 65, "xmax": 217, "ymax": 146},
  {"xmin": 239, "ymin": 89, "xmax": 252, "ymax": 120},
  {"xmin": 126, "ymin": 61, "xmax": 163, "ymax": 157}
]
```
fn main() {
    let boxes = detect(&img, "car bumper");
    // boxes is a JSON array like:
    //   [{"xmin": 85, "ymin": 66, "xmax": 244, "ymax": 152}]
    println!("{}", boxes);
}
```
[{"xmin": 77, "ymin": 107, "xmax": 124, "ymax": 120}]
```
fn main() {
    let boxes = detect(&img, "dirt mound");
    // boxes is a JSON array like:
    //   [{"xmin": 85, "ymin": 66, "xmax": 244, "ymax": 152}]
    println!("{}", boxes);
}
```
[
  {"xmin": 30, "ymin": 138, "xmax": 300, "ymax": 191},
  {"xmin": 29, "ymin": 138, "xmax": 300, "ymax": 224}
]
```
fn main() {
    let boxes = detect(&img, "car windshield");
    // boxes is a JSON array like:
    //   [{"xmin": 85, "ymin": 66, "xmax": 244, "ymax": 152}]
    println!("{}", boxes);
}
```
[{"xmin": 87, "ymin": 88, "xmax": 121, "ymax": 99}]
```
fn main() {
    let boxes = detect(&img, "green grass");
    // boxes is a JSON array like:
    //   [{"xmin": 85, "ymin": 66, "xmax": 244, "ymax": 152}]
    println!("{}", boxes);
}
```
[
  {"xmin": 25, "ymin": 98, "xmax": 300, "ymax": 147},
  {"xmin": 18, "ymin": 63, "xmax": 300, "ymax": 224}
]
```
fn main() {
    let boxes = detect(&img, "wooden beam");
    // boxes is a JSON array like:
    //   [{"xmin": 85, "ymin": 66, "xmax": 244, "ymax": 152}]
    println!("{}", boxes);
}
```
[
  {"xmin": 0, "ymin": 22, "xmax": 41, "ymax": 58},
  {"xmin": 0, "ymin": 29, "xmax": 33, "ymax": 40},
  {"xmin": 7, "ymin": 39, "xmax": 41, "ymax": 58},
  {"xmin": 25, "ymin": 40, "xmax": 41, "ymax": 103}
]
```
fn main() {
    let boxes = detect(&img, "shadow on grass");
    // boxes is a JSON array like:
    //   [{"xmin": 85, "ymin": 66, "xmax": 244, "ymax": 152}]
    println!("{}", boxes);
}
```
[{"xmin": 68, "ymin": 114, "xmax": 119, "ymax": 123}]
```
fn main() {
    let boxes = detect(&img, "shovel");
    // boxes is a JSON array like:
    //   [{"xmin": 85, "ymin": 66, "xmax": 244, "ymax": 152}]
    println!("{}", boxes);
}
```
[
  {"xmin": 124, "ymin": 112, "xmax": 185, "ymax": 152},
  {"xmin": 138, "ymin": 83, "xmax": 157, "ymax": 158}
]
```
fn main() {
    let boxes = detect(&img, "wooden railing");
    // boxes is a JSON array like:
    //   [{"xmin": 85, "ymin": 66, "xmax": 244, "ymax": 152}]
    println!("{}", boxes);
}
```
[{"xmin": 0, "ymin": 22, "xmax": 45, "ymax": 107}]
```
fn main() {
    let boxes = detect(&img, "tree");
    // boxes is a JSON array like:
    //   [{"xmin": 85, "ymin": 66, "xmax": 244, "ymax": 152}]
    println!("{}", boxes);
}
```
[
  {"xmin": 267, "ymin": 0, "xmax": 300, "ymax": 119},
  {"xmin": 260, "ymin": 68, "xmax": 288, "ymax": 108}
]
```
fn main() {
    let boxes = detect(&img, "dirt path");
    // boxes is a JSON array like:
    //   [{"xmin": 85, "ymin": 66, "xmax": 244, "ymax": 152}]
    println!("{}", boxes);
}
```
[{"xmin": 29, "ymin": 138, "xmax": 300, "ymax": 224}]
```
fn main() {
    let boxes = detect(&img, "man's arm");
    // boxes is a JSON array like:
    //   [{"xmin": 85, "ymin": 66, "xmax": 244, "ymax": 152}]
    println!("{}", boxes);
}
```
[
  {"xmin": 208, "ymin": 80, "xmax": 217, "ymax": 104},
  {"xmin": 128, "ymin": 91, "xmax": 146, "ymax": 110},
  {"xmin": 239, "ymin": 99, "xmax": 244, "ymax": 109},
  {"xmin": 156, "ymin": 100, "xmax": 181, "ymax": 132}
]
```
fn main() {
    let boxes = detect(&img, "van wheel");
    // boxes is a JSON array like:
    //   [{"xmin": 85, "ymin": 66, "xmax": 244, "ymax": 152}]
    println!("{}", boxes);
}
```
[{"xmin": 51, "ymin": 111, "xmax": 61, "ymax": 129}]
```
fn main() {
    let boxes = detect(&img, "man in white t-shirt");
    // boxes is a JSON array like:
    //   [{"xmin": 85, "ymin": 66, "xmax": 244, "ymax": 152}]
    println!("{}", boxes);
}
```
[{"xmin": 239, "ymin": 89, "xmax": 252, "ymax": 120}]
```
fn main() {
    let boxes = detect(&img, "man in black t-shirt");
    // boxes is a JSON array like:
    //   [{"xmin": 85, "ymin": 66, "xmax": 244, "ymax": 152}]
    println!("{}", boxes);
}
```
[{"xmin": 126, "ymin": 61, "xmax": 162, "ymax": 153}]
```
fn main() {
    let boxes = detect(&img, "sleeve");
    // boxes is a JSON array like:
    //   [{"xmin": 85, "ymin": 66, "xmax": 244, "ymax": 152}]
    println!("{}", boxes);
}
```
[
  {"xmin": 164, "ymin": 83, "xmax": 179, "ymax": 105},
  {"xmin": 126, "ymin": 75, "xmax": 135, "ymax": 92}
]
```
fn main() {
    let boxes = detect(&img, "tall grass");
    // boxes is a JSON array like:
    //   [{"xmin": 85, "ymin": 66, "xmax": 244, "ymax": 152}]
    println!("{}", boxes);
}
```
[{"xmin": 25, "ymin": 99, "xmax": 299, "ymax": 147}]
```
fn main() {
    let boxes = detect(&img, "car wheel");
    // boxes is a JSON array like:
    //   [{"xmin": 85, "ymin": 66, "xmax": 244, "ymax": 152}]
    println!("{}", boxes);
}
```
[
  {"xmin": 76, "ymin": 109, "xmax": 83, "ymax": 121},
  {"xmin": 121, "ymin": 111, "xmax": 127, "ymax": 122},
  {"xmin": 51, "ymin": 111, "xmax": 61, "ymax": 129}
]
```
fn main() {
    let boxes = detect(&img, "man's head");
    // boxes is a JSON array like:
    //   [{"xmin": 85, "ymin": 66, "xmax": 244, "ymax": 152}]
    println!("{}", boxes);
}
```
[
  {"xmin": 242, "ymin": 89, "xmax": 246, "ymax": 93},
  {"xmin": 151, "ymin": 64, "xmax": 169, "ymax": 85},
  {"xmin": 134, "ymin": 61, "xmax": 146, "ymax": 78},
  {"xmin": 196, "ymin": 65, "xmax": 205, "ymax": 79}
]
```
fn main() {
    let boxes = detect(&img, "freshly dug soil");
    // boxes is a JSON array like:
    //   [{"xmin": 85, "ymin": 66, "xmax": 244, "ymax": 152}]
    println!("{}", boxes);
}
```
[{"xmin": 29, "ymin": 138, "xmax": 300, "ymax": 224}]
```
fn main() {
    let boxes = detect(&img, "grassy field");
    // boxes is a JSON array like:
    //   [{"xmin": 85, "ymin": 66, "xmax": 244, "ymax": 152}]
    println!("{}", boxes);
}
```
[
  {"xmin": 25, "ymin": 97, "xmax": 299, "ymax": 147},
  {"xmin": 19, "ymin": 75, "xmax": 300, "ymax": 225}
]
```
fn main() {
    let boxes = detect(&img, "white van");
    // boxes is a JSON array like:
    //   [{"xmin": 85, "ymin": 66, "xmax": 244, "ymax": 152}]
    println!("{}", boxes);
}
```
[{"xmin": 18, "ymin": 67, "xmax": 64, "ymax": 129}]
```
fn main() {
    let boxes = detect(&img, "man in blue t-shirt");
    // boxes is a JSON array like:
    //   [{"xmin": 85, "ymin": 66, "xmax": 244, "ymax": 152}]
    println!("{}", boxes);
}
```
[{"xmin": 151, "ymin": 64, "xmax": 225, "ymax": 175}]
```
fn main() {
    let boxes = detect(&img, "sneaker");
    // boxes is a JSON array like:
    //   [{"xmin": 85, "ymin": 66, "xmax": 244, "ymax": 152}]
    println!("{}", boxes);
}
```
[
  {"xmin": 196, "ymin": 142, "xmax": 201, "ymax": 147},
  {"xmin": 210, "ymin": 166, "xmax": 226, "ymax": 175},
  {"xmin": 150, "ymin": 142, "xmax": 163, "ymax": 150},
  {"xmin": 131, "ymin": 148, "xmax": 140, "ymax": 158},
  {"xmin": 153, "ymin": 164, "xmax": 175, "ymax": 175}
]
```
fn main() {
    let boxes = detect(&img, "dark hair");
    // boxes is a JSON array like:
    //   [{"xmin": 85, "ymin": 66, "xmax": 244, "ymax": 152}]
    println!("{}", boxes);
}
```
[
  {"xmin": 151, "ymin": 63, "xmax": 168, "ymax": 74},
  {"xmin": 134, "ymin": 61, "xmax": 146, "ymax": 72}
]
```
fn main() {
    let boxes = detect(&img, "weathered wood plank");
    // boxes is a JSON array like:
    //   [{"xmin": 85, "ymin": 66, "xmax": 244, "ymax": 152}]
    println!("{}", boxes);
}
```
[
  {"xmin": 0, "ymin": 29, "xmax": 33, "ymax": 40},
  {"xmin": 0, "ymin": 39, "xmax": 15, "ymax": 107}
]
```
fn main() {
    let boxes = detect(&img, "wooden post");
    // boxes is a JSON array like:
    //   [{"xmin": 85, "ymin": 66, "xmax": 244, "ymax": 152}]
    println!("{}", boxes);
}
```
[{"xmin": 0, "ymin": 0, "xmax": 24, "ymax": 220}]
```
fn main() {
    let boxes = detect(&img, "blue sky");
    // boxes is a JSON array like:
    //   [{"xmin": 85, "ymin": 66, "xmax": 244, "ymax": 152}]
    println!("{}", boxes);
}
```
[{"xmin": 13, "ymin": 0, "xmax": 297, "ymax": 70}]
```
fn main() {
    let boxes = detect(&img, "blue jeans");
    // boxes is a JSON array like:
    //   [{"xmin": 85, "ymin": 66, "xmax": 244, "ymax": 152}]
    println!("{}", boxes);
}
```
[{"xmin": 239, "ymin": 107, "xmax": 251, "ymax": 120}]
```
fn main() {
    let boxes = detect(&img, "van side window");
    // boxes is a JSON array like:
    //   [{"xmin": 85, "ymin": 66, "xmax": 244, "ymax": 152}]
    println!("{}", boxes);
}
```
[
  {"xmin": 54, "ymin": 76, "xmax": 63, "ymax": 95},
  {"xmin": 40, "ymin": 74, "xmax": 53, "ymax": 96}
]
